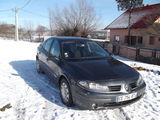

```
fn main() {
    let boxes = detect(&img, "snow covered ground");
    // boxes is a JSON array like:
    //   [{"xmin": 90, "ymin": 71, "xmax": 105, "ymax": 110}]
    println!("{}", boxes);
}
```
[{"xmin": 0, "ymin": 39, "xmax": 159, "ymax": 120}]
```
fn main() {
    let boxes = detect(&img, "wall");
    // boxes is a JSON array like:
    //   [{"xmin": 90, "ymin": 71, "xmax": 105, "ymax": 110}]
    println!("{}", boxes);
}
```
[
  {"xmin": 119, "ymin": 46, "xmax": 137, "ymax": 60},
  {"xmin": 110, "ymin": 28, "xmax": 160, "ymax": 49}
]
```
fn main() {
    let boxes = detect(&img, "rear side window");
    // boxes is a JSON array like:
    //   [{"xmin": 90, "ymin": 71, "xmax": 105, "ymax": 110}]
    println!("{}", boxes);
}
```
[
  {"xmin": 43, "ymin": 39, "xmax": 53, "ymax": 52},
  {"xmin": 50, "ymin": 40, "xmax": 60, "ymax": 57}
]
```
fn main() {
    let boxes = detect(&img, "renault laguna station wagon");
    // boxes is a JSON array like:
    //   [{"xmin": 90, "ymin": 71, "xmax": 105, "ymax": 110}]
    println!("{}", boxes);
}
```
[{"xmin": 36, "ymin": 37, "xmax": 146, "ymax": 110}]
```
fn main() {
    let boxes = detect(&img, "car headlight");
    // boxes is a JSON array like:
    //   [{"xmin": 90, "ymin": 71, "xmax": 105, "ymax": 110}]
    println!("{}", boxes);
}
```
[
  {"xmin": 78, "ymin": 81, "xmax": 109, "ymax": 92},
  {"xmin": 137, "ymin": 75, "xmax": 144, "ymax": 86}
]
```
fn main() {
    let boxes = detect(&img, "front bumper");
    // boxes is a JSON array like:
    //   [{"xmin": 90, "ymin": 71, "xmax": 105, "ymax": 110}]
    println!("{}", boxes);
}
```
[{"xmin": 72, "ymin": 83, "xmax": 146, "ymax": 110}]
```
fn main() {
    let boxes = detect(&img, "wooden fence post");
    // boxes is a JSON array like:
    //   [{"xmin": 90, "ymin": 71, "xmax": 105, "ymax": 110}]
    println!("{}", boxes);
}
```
[
  {"xmin": 136, "ymin": 48, "xmax": 140, "ymax": 61},
  {"xmin": 152, "ymin": 50, "xmax": 156, "ymax": 58}
]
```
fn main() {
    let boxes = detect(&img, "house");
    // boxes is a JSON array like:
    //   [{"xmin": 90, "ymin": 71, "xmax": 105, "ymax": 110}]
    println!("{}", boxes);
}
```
[{"xmin": 105, "ymin": 4, "xmax": 160, "ymax": 49}]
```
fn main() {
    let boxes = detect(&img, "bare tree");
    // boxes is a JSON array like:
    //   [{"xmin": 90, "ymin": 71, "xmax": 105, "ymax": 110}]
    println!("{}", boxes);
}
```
[
  {"xmin": 49, "ymin": 0, "xmax": 98, "ymax": 37},
  {"xmin": 0, "ymin": 23, "xmax": 15, "ymax": 38},
  {"xmin": 18, "ymin": 27, "xmax": 26, "ymax": 40},
  {"xmin": 148, "ymin": 19, "xmax": 160, "ymax": 36},
  {"xmin": 36, "ymin": 25, "xmax": 48, "ymax": 36},
  {"xmin": 115, "ymin": 0, "xmax": 144, "ymax": 45},
  {"xmin": 146, "ymin": 7, "xmax": 160, "ymax": 36},
  {"xmin": 36, "ymin": 25, "xmax": 48, "ymax": 41},
  {"xmin": 24, "ymin": 21, "xmax": 34, "ymax": 41},
  {"xmin": 0, "ymin": 23, "xmax": 27, "ymax": 40}
]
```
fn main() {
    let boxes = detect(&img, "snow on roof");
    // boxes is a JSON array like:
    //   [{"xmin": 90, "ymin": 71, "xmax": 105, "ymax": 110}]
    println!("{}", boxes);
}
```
[{"xmin": 105, "ymin": 4, "xmax": 160, "ymax": 29}]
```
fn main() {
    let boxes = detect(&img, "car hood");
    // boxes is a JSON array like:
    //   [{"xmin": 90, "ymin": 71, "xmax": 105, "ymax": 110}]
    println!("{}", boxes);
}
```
[{"xmin": 63, "ymin": 58, "xmax": 139, "ymax": 82}]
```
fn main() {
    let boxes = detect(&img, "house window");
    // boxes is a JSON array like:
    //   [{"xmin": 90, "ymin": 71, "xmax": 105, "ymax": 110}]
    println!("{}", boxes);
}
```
[
  {"xmin": 149, "ymin": 36, "xmax": 155, "ymax": 45},
  {"xmin": 114, "ymin": 35, "xmax": 120, "ymax": 42},
  {"xmin": 131, "ymin": 36, "xmax": 136, "ymax": 46},
  {"xmin": 125, "ymin": 36, "xmax": 136, "ymax": 46},
  {"xmin": 137, "ymin": 36, "xmax": 143, "ymax": 44}
]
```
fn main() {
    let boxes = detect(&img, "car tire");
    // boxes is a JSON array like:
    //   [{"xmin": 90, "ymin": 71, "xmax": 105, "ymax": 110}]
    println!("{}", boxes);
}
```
[
  {"xmin": 36, "ymin": 59, "xmax": 43, "ymax": 74},
  {"xmin": 60, "ymin": 78, "xmax": 73, "ymax": 107}
]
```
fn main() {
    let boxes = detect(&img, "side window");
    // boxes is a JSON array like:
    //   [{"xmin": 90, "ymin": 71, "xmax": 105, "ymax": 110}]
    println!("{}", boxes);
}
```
[
  {"xmin": 42, "ymin": 40, "xmax": 47, "ymax": 48},
  {"xmin": 43, "ymin": 39, "xmax": 53, "ymax": 52},
  {"xmin": 114, "ymin": 35, "xmax": 120, "ymax": 42},
  {"xmin": 137, "ymin": 36, "xmax": 143, "ymax": 44},
  {"xmin": 50, "ymin": 40, "xmax": 60, "ymax": 57},
  {"xmin": 149, "ymin": 36, "xmax": 155, "ymax": 45}
]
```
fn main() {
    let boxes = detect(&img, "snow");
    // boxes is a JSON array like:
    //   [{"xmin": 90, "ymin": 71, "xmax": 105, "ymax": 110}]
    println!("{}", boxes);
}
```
[
  {"xmin": 0, "ymin": 39, "xmax": 160, "ymax": 120},
  {"xmin": 91, "ymin": 39, "xmax": 110, "ymax": 42}
]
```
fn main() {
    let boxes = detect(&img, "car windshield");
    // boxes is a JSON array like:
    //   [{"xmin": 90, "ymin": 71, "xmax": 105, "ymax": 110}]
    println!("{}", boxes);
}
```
[{"xmin": 62, "ymin": 40, "xmax": 111, "ymax": 60}]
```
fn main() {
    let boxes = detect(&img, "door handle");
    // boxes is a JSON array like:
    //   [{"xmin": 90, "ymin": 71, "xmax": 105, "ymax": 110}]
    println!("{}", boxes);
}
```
[
  {"xmin": 46, "ymin": 57, "xmax": 50, "ymax": 61},
  {"xmin": 47, "ymin": 56, "xmax": 59, "ymax": 61}
]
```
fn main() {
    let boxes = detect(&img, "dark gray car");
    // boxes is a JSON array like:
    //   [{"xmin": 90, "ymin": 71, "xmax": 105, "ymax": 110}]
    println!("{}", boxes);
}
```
[{"xmin": 36, "ymin": 37, "xmax": 146, "ymax": 109}]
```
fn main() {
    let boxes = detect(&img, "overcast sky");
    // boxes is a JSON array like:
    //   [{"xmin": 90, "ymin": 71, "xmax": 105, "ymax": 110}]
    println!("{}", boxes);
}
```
[{"xmin": 0, "ymin": 0, "xmax": 159, "ymax": 29}]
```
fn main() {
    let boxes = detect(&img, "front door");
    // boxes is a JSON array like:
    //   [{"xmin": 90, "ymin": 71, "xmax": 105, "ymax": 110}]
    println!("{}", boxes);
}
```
[
  {"xmin": 39, "ymin": 38, "xmax": 53, "ymax": 73},
  {"xmin": 47, "ymin": 39, "xmax": 61, "ymax": 83}
]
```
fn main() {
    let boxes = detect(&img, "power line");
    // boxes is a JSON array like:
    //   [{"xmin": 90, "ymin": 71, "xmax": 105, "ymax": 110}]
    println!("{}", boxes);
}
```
[
  {"xmin": 20, "ymin": 0, "xmax": 32, "ymax": 10},
  {"xmin": 0, "ymin": 0, "xmax": 42, "ymax": 41},
  {"xmin": 0, "ymin": 9, "xmax": 12, "ymax": 12},
  {"xmin": 0, "ymin": 0, "xmax": 32, "ymax": 12},
  {"xmin": 21, "ymin": 9, "xmax": 49, "ymax": 19}
]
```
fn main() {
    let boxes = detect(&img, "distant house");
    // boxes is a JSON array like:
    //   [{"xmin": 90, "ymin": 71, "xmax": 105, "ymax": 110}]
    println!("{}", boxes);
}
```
[
  {"xmin": 89, "ymin": 30, "xmax": 109, "ymax": 40},
  {"xmin": 105, "ymin": 4, "xmax": 160, "ymax": 49},
  {"xmin": 89, "ymin": 30, "xmax": 110, "ymax": 40}
]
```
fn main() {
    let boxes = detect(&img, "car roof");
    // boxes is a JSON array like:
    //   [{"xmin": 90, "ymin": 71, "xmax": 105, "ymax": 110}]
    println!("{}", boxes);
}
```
[{"xmin": 49, "ymin": 36, "xmax": 91, "ymax": 41}]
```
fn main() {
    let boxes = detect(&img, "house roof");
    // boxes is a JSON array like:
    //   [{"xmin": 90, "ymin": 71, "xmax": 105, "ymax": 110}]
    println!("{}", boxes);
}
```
[{"xmin": 105, "ymin": 4, "xmax": 160, "ymax": 30}]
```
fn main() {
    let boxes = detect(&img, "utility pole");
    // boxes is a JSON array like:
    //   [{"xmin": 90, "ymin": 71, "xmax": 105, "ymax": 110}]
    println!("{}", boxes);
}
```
[
  {"xmin": 128, "ymin": 10, "xmax": 131, "ymax": 46},
  {"xmin": 127, "ymin": 0, "xmax": 133, "ymax": 46},
  {"xmin": 13, "ymin": 8, "xmax": 19, "ymax": 41}
]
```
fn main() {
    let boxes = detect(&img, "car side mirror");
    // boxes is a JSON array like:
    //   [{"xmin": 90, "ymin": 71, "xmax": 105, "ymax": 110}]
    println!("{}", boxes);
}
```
[{"xmin": 105, "ymin": 49, "xmax": 112, "ymax": 55}]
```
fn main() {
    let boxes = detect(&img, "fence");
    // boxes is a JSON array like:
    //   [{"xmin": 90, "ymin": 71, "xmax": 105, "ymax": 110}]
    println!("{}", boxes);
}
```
[
  {"xmin": 96, "ymin": 41, "xmax": 160, "ymax": 65},
  {"xmin": 136, "ymin": 48, "xmax": 160, "ymax": 65}
]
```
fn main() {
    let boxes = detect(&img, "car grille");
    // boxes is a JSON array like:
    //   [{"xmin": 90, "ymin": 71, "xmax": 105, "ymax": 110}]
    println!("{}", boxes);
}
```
[
  {"xmin": 108, "ymin": 85, "xmax": 121, "ymax": 92},
  {"xmin": 129, "ymin": 82, "xmax": 137, "ymax": 89}
]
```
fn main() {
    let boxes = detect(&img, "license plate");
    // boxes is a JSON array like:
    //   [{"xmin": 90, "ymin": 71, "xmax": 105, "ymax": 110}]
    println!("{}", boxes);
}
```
[{"xmin": 117, "ymin": 92, "xmax": 137, "ymax": 102}]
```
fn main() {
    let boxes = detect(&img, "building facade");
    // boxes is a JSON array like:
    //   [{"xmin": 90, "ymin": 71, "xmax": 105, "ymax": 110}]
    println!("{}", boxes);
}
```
[{"xmin": 105, "ymin": 4, "xmax": 160, "ymax": 49}]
